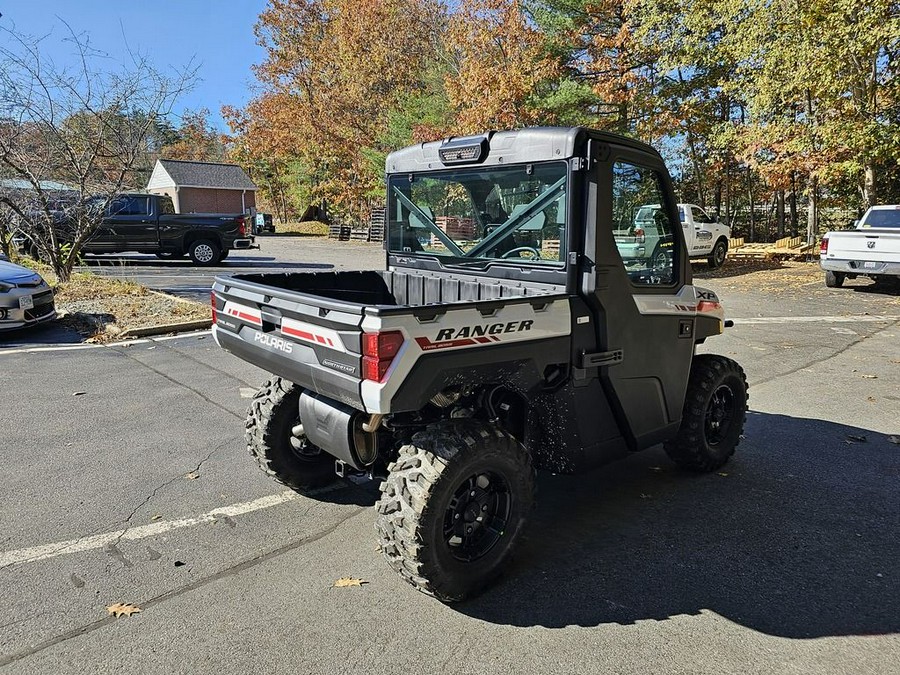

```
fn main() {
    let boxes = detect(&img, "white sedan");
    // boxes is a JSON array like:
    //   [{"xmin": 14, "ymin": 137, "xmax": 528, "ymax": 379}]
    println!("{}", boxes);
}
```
[{"xmin": 0, "ymin": 253, "xmax": 56, "ymax": 331}]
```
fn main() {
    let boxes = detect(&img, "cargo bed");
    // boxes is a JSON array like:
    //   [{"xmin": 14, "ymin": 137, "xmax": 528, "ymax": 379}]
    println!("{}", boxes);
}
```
[{"xmin": 211, "ymin": 268, "xmax": 571, "ymax": 413}]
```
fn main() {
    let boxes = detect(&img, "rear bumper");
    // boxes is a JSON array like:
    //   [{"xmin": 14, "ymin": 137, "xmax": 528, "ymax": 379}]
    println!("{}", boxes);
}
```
[
  {"xmin": 233, "ymin": 238, "xmax": 256, "ymax": 250},
  {"xmin": 212, "ymin": 323, "xmax": 364, "ymax": 409},
  {"xmin": 820, "ymin": 257, "xmax": 900, "ymax": 277}
]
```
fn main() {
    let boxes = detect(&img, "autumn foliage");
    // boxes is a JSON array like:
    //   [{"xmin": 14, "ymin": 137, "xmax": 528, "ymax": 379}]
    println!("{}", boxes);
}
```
[{"xmin": 229, "ymin": 0, "xmax": 900, "ymax": 235}]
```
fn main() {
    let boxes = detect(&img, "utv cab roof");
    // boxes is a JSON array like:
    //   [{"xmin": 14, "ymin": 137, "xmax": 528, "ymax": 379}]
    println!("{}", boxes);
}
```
[{"xmin": 385, "ymin": 126, "xmax": 664, "ymax": 174}]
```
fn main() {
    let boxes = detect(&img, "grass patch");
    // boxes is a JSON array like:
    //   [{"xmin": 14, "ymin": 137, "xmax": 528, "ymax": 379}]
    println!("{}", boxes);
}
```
[{"xmin": 9, "ymin": 255, "xmax": 210, "ymax": 341}]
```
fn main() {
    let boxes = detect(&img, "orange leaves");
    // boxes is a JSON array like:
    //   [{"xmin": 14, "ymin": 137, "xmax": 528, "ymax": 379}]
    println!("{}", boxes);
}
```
[
  {"xmin": 445, "ymin": 0, "xmax": 559, "ymax": 134},
  {"xmin": 236, "ymin": 0, "xmax": 447, "ymax": 220}
]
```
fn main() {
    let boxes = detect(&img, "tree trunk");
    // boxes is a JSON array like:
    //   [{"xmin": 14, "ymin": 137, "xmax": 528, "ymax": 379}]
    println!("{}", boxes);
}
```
[
  {"xmin": 747, "ymin": 166, "xmax": 755, "ymax": 243},
  {"xmin": 789, "ymin": 173, "xmax": 798, "ymax": 236},
  {"xmin": 776, "ymin": 190, "xmax": 785, "ymax": 238},
  {"xmin": 807, "ymin": 175, "xmax": 818, "ymax": 246},
  {"xmin": 714, "ymin": 180, "xmax": 723, "ymax": 221},
  {"xmin": 863, "ymin": 163, "xmax": 876, "ymax": 209}
]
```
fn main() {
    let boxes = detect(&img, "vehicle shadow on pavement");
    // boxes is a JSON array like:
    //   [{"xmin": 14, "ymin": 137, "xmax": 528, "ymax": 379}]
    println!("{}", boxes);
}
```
[
  {"xmin": 459, "ymin": 411, "xmax": 900, "ymax": 639},
  {"xmin": 0, "ymin": 320, "xmax": 83, "ymax": 347},
  {"xmin": 692, "ymin": 259, "xmax": 786, "ymax": 280},
  {"xmin": 80, "ymin": 256, "xmax": 334, "ymax": 271},
  {"xmin": 847, "ymin": 282, "xmax": 900, "ymax": 297}
]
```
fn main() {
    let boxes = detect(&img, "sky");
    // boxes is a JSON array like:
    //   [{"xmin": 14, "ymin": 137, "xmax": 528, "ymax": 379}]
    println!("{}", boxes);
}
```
[{"xmin": 0, "ymin": 0, "xmax": 268, "ymax": 130}]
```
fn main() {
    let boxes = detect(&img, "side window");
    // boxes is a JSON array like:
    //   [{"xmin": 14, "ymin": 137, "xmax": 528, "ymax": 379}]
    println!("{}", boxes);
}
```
[
  {"xmin": 159, "ymin": 197, "xmax": 175, "ymax": 215},
  {"xmin": 108, "ymin": 198, "xmax": 128, "ymax": 216},
  {"xmin": 108, "ymin": 196, "xmax": 149, "ymax": 216},
  {"xmin": 693, "ymin": 206, "xmax": 712, "ymax": 224},
  {"xmin": 129, "ymin": 196, "xmax": 150, "ymax": 216},
  {"xmin": 611, "ymin": 162, "xmax": 676, "ymax": 285}
]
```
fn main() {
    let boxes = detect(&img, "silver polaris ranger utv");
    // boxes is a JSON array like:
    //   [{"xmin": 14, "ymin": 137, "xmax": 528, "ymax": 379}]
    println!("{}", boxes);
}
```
[{"xmin": 211, "ymin": 127, "xmax": 748, "ymax": 602}]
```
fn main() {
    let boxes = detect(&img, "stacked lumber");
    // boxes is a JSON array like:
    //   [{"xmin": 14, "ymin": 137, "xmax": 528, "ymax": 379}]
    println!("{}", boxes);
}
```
[{"xmin": 431, "ymin": 216, "xmax": 476, "ymax": 246}]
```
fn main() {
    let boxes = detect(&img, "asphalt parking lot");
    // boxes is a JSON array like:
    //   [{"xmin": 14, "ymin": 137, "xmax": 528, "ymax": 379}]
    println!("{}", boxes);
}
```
[
  {"xmin": 1, "ymin": 247, "xmax": 899, "ymax": 674},
  {"xmin": 80, "ymin": 235, "xmax": 388, "ymax": 302}
]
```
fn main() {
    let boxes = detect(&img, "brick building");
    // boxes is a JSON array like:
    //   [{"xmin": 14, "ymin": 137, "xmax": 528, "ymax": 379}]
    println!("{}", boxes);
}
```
[{"xmin": 146, "ymin": 159, "xmax": 257, "ymax": 214}]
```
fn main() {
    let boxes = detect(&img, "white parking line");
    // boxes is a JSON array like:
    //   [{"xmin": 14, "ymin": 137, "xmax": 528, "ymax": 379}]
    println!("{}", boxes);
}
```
[
  {"xmin": 0, "ymin": 330, "xmax": 212, "ymax": 355},
  {"xmin": 732, "ymin": 315, "xmax": 900, "ymax": 325},
  {"xmin": 0, "ymin": 491, "xmax": 301, "ymax": 568}
]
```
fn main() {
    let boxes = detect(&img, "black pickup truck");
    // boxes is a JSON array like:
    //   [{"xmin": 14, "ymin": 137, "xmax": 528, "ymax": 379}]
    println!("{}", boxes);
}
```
[
  {"xmin": 212, "ymin": 127, "xmax": 748, "ymax": 602},
  {"xmin": 19, "ymin": 193, "xmax": 255, "ymax": 265}
]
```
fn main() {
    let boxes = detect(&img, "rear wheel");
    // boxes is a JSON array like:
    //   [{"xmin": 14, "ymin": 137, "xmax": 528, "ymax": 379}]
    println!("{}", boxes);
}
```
[
  {"xmin": 707, "ymin": 239, "xmax": 728, "ymax": 268},
  {"xmin": 664, "ymin": 355, "xmax": 748, "ymax": 472},
  {"xmin": 375, "ymin": 420, "xmax": 535, "ymax": 602},
  {"xmin": 188, "ymin": 239, "xmax": 221, "ymax": 265},
  {"xmin": 824, "ymin": 270, "xmax": 845, "ymax": 288},
  {"xmin": 246, "ymin": 376, "xmax": 337, "ymax": 491}
]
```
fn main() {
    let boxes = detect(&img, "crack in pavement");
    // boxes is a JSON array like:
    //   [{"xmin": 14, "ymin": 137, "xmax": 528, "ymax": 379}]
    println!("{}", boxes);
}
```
[
  {"xmin": 1, "ymin": 437, "xmax": 241, "ymax": 574},
  {"xmin": 102, "ymin": 436, "xmax": 241, "ymax": 572},
  {"xmin": 0, "ymin": 504, "xmax": 369, "ymax": 669},
  {"xmin": 749, "ymin": 318, "xmax": 900, "ymax": 389},
  {"xmin": 108, "ymin": 345, "xmax": 245, "ymax": 421}
]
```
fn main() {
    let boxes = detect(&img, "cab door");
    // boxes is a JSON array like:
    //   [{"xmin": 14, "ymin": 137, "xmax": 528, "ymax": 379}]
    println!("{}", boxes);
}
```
[
  {"xmin": 580, "ymin": 143, "xmax": 695, "ymax": 450},
  {"xmin": 105, "ymin": 195, "xmax": 157, "ymax": 251}
]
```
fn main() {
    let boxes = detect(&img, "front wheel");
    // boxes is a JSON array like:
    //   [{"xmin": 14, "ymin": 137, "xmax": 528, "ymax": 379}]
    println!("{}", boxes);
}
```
[
  {"xmin": 375, "ymin": 420, "xmax": 535, "ymax": 602},
  {"xmin": 246, "ymin": 377, "xmax": 337, "ymax": 491},
  {"xmin": 664, "ymin": 355, "xmax": 748, "ymax": 472},
  {"xmin": 707, "ymin": 239, "xmax": 728, "ymax": 268},
  {"xmin": 188, "ymin": 239, "xmax": 221, "ymax": 265},
  {"xmin": 824, "ymin": 270, "xmax": 845, "ymax": 288}
]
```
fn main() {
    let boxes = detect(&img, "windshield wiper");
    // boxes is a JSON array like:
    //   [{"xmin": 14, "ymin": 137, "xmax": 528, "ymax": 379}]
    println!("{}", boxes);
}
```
[
  {"xmin": 390, "ymin": 187, "xmax": 466, "ymax": 257},
  {"xmin": 464, "ymin": 176, "xmax": 566, "ymax": 258}
]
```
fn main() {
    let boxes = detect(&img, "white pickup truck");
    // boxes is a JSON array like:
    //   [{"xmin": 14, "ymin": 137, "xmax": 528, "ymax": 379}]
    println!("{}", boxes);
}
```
[
  {"xmin": 615, "ymin": 203, "xmax": 732, "ymax": 269},
  {"xmin": 820, "ymin": 205, "xmax": 900, "ymax": 288}
]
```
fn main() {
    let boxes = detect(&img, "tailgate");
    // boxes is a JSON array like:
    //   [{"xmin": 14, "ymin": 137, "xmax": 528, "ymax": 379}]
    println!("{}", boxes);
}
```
[
  {"xmin": 824, "ymin": 230, "xmax": 900, "ymax": 263},
  {"xmin": 212, "ymin": 275, "xmax": 367, "ymax": 409}
]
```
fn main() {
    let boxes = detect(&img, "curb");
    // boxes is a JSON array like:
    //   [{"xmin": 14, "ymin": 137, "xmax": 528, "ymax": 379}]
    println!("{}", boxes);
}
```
[{"xmin": 118, "ymin": 319, "xmax": 213, "ymax": 339}]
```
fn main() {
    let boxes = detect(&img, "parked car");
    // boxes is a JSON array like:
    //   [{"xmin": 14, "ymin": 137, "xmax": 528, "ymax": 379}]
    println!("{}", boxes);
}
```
[
  {"xmin": 0, "ymin": 253, "xmax": 56, "ymax": 331},
  {"xmin": 820, "ymin": 205, "xmax": 900, "ymax": 287},
  {"xmin": 17, "ymin": 193, "xmax": 256, "ymax": 266},
  {"xmin": 253, "ymin": 213, "xmax": 275, "ymax": 235},
  {"xmin": 614, "ymin": 203, "xmax": 731, "ymax": 269}
]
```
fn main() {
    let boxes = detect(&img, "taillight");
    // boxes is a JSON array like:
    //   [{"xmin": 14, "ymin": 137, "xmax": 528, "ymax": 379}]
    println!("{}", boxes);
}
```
[
  {"xmin": 362, "ymin": 330, "xmax": 404, "ymax": 382},
  {"xmin": 697, "ymin": 300, "xmax": 721, "ymax": 313},
  {"xmin": 237, "ymin": 216, "xmax": 246, "ymax": 237},
  {"xmin": 211, "ymin": 291, "xmax": 217, "ymax": 323},
  {"xmin": 820, "ymin": 237, "xmax": 828, "ymax": 254},
  {"xmin": 634, "ymin": 227, "xmax": 645, "ymax": 243}
]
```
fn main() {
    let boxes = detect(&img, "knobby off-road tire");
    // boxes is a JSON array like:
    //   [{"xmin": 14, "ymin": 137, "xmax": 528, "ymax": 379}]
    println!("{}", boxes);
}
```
[
  {"xmin": 824, "ymin": 270, "xmax": 845, "ymax": 288},
  {"xmin": 375, "ymin": 420, "xmax": 535, "ymax": 602},
  {"xmin": 245, "ymin": 376, "xmax": 336, "ymax": 491},
  {"xmin": 664, "ymin": 354, "xmax": 748, "ymax": 472},
  {"xmin": 707, "ymin": 239, "xmax": 728, "ymax": 269}
]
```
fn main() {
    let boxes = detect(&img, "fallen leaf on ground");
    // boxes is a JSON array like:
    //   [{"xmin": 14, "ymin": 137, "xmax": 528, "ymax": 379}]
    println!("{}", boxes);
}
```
[
  {"xmin": 150, "ymin": 514, "xmax": 162, "ymax": 521},
  {"xmin": 186, "ymin": 472, "xmax": 199, "ymax": 480},
  {"xmin": 888, "ymin": 436, "xmax": 900, "ymax": 445},
  {"xmin": 867, "ymin": 397, "xmax": 877, "ymax": 403},
  {"xmin": 846, "ymin": 434, "xmax": 868, "ymax": 443},
  {"xmin": 333, "ymin": 577, "xmax": 368, "ymax": 588},
  {"xmin": 106, "ymin": 603, "xmax": 141, "ymax": 618},
  {"xmin": 861, "ymin": 374, "xmax": 878, "ymax": 379}
]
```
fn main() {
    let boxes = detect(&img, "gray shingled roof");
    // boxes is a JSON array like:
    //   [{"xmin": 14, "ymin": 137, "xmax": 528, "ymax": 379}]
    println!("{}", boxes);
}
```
[{"xmin": 157, "ymin": 159, "xmax": 257, "ymax": 190}]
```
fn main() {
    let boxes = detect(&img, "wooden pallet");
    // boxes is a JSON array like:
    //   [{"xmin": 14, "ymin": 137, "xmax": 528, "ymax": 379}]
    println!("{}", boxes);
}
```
[{"xmin": 368, "ymin": 206, "xmax": 385, "ymax": 243}]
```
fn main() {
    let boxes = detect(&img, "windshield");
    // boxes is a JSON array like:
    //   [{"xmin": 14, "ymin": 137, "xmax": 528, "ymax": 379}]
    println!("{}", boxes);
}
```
[
  {"xmin": 859, "ymin": 208, "xmax": 900, "ymax": 229},
  {"xmin": 387, "ymin": 162, "xmax": 567, "ymax": 265}
]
